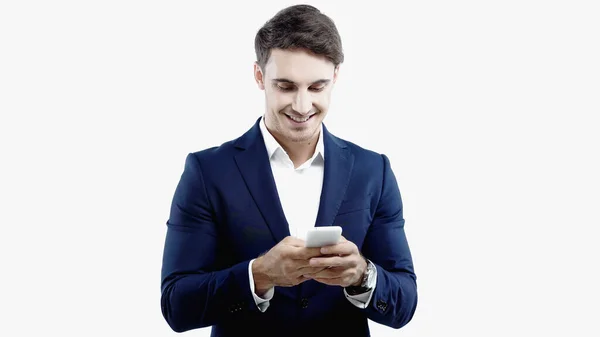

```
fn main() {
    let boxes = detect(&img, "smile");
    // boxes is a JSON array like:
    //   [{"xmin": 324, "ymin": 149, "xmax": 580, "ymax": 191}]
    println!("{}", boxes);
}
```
[{"xmin": 285, "ymin": 113, "xmax": 315, "ymax": 124}]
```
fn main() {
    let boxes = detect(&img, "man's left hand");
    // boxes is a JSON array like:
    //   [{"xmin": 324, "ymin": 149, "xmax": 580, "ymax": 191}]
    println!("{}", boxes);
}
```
[{"xmin": 303, "ymin": 236, "xmax": 367, "ymax": 287}]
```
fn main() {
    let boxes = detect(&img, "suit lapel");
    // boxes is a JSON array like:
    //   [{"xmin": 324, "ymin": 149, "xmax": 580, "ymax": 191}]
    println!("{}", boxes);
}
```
[
  {"xmin": 234, "ymin": 118, "xmax": 290, "ymax": 243},
  {"xmin": 314, "ymin": 124, "xmax": 355, "ymax": 228}
]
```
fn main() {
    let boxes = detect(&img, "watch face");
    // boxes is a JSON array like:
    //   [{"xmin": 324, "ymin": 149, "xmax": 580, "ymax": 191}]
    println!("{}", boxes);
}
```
[
  {"xmin": 364, "ymin": 262, "xmax": 376, "ymax": 288},
  {"xmin": 361, "ymin": 270, "xmax": 369, "ymax": 287}
]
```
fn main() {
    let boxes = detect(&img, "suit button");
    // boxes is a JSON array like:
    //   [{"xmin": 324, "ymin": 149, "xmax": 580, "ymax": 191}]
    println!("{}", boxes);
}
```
[
  {"xmin": 229, "ymin": 302, "xmax": 243, "ymax": 313},
  {"xmin": 376, "ymin": 300, "xmax": 388, "ymax": 312},
  {"xmin": 300, "ymin": 298, "xmax": 309, "ymax": 309}
]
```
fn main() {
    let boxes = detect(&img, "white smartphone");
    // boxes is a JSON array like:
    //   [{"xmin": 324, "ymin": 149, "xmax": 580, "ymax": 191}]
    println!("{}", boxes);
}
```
[{"xmin": 304, "ymin": 226, "xmax": 342, "ymax": 248}]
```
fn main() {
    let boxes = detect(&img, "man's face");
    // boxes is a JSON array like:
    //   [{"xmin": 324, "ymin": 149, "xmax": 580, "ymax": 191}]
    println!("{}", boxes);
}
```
[{"xmin": 254, "ymin": 48, "xmax": 338, "ymax": 144}]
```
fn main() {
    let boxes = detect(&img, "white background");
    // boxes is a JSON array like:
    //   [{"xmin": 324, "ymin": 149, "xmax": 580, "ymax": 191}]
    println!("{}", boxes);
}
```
[{"xmin": 1, "ymin": 1, "xmax": 599, "ymax": 336}]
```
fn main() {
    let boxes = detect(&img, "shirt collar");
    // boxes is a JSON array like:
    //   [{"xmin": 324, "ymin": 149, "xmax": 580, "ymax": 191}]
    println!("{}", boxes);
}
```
[{"xmin": 259, "ymin": 115, "xmax": 324, "ymax": 163}]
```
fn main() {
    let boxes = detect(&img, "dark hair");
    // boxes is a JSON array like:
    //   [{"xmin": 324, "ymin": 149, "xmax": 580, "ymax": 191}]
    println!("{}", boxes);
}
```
[{"xmin": 254, "ymin": 4, "xmax": 344, "ymax": 72}]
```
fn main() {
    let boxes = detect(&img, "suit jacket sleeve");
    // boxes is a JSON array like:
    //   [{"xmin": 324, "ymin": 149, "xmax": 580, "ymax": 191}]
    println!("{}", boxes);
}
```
[
  {"xmin": 361, "ymin": 154, "xmax": 418, "ymax": 329},
  {"xmin": 160, "ymin": 153, "xmax": 260, "ymax": 332}
]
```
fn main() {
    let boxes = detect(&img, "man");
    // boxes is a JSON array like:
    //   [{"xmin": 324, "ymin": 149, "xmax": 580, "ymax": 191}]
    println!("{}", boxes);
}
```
[{"xmin": 160, "ymin": 5, "xmax": 417, "ymax": 336}]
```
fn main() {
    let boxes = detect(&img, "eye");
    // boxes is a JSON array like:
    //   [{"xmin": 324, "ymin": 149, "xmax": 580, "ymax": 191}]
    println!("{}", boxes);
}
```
[
  {"xmin": 309, "ymin": 86, "xmax": 325, "ymax": 92},
  {"xmin": 275, "ymin": 84, "xmax": 294, "ymax": 92}
]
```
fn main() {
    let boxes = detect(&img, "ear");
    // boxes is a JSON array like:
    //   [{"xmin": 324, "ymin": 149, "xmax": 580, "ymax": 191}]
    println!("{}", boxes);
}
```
[
  {"xmin": 333, "ymin": 65, "xmax": 340, "ymax": 84},
  {"xmin": 254, "ymin": 62, "xmax": 265, "ymax": 90}
]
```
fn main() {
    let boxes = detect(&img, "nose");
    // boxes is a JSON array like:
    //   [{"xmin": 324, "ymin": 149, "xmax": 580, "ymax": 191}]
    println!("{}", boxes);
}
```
[{"xmin": 292, "ymin": 90, "xmax": 313, "ymax": 115}]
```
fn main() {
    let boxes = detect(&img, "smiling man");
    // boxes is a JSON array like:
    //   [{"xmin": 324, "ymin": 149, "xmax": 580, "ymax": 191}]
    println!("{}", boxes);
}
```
[
  {"xmin": 160, "ymin": 5, "xmax": 418, "ymax": 337},
  {"xmin": 255, "ymin": 48, "xmax": 334, "ymax": 167}
]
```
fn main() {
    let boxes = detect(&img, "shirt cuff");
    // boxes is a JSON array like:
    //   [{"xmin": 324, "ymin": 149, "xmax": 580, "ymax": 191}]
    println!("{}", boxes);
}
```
[
  {"xmin": 343, "ymin": 260, "xmax": 377, "ymax": 309},
  {"xmin": 248, "ymin": 258, "xmax": 274, "ymax": 312}
]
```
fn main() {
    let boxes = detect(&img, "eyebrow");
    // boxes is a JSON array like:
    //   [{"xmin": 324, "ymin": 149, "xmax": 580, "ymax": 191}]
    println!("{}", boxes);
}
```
[{"xmin": 272, "ymin": 78, "xmax": 331, "ymax": 86}]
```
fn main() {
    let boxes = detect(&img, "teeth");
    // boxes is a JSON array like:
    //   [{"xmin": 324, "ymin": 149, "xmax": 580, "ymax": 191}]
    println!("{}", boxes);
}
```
[{"xmin": 288, "ymin": 115, "xmax": 311, "ymax": 122}]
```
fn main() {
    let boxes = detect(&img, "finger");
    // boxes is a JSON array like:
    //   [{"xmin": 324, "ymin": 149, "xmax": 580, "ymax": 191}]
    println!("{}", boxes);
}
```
[
  {"xmin": 282, "ymin": 236, "xmax": 306, "ymax": 247},
  {"xmin": 306, "ymin": 266, "xmax": 345, "ymax": 279},
  {"xmin": 302, "ymin": 267, "xmax": 334, "ymax": 279},
  {"xmin": 297, "ymin": 266, "xmax": 328, "ymax": 274},
  {"xmin": 309, "ymin": 255, "xmax": 348, "ymax": 268},
  {"xmin": 311, "ymin": 269, "xmax": 356, "ymax": 287},
  {"xmin": 281, "ymin": 273, "xmax": 312, "ymax": 287},
  {"xmin": 294, "ymin": 267, "xmax": 326, "ymax": 279},
  {"xmin": 289, "ymin": 247, "xmax": 323, "ymax": 260},
  {"xmin": 320, "ymin": 240, "xmax": 356, "ymax": 256},
  {"xmin": 291, "ymin": 263, "xmax": 328, "ymax": 276},
  {"xmin": 311, "ymin": 277, "xmax": 344, "ymax": 286}
]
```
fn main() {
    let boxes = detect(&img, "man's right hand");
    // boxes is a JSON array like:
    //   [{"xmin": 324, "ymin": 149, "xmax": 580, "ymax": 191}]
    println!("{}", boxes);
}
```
[{"xmin": 252, "ymin": 236, "xmax": 325, "ymax": 294}]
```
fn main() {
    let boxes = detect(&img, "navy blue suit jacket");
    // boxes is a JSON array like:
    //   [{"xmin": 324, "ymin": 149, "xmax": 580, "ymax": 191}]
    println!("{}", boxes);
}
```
[{"xmin": 161, "ymin": 117, "xmax": 417, "ymax": 336}]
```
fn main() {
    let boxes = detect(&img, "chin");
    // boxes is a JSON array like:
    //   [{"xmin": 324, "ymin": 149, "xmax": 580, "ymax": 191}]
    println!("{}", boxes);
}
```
[
  {"xmin": 287, "ymin": 125, "xmax": 321, "ymax": 143},
  {"xmin": 286, "ymin": 133, "xmax": 313, "ymax": 143}
]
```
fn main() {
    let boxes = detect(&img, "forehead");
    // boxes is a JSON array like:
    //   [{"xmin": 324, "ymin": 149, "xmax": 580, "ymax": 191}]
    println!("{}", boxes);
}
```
[{"xmin": 264, "ymin": 48, "xmax": 335, "ymax": 84}]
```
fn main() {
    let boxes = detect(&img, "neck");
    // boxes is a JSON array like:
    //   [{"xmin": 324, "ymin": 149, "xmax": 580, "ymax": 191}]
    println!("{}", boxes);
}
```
[
  {"xmin": 278, "ymin": 134, "xmax": 319, "ymax": 168},
  {"xmin": 265, "ymin": 123, "xmax": 321, "ymax": 168}
]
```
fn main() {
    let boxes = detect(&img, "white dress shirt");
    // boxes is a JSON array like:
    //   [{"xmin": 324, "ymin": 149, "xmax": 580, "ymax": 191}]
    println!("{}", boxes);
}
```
[{"xmin": 247, "ymin": 116, "xmax": 376, "ymax": 312}]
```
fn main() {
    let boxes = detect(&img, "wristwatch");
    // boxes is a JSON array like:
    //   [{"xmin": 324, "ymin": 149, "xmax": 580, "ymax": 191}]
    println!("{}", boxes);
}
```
[{"xmin": 345, "ymin": 259, "xmax": 376, "ymax": 296}]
